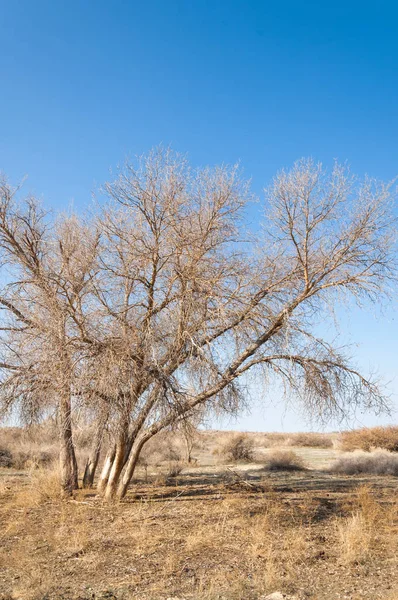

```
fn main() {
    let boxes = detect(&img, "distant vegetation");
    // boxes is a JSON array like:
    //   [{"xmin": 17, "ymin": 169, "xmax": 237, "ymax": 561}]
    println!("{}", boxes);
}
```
[{"xmin": 340, "ymin": 426, "xmax": 398, "ymax": 452}]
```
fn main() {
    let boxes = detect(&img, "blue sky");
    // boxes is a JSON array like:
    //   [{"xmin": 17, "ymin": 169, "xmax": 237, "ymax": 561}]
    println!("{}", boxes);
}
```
[{"xmin": 1, "ymin": 0, "xmax": 397, "ymax": 431}]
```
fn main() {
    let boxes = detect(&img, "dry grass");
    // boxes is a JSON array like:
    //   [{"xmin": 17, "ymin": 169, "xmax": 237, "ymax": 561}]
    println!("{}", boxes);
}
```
[
  {"xmin": 13, "ymin": 465, "xmax": 62, "ymax": 506},
  {"xmin": 330, "ymin": 449, "xmax": 398, "ymax": 475},
  {"xmin": 284, "ymin": 432, "xmax": 334, "ymax": 449},
  {"xmin": 218, "ymin": 433, "xmax": 255, "ymax": 462},
  {"xmin": 335, "ymin": 485, "xmax": 396, "ymax": 565},
  {"xmin": 262, "ymin": 449, "xmax": 306, "ymax": 471},
  {"xmin": 1, "ymin": 464, "xmax": 398, "ymax": 600},
  {"xmin": 340, "ymin": 426, "xmax": 398, "ymax": 452}
]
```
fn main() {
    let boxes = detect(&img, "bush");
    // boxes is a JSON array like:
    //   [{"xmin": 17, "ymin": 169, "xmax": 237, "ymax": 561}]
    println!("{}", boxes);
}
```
[
  {"xmin": 340, "ymin": 426, "xmax": 398, "ymax": 452},
  {"xmin": 166, "ymin": 461, "xmax": 184, "ymax": 478},
  {"xmin": 221, "ymin": 434, "xmax": 254, "ymax": 462},
  {"xmin": 263, "ymin": 449, "xmax": 306, "ymax": 471},
  {"xmin": 285, "ymin": 432, "xmax": 333, "ymax": 449},
  {"xmin": 0, "ymin": 447, "xmax": 13, "ymax": 468},
  {"xmin": 329, "ymin": 449, "xmax": 398, "ymax": 476}
]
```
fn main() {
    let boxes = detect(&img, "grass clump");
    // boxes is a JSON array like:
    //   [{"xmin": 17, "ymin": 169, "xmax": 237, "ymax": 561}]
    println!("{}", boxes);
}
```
[
  {"xmin": 336, "ymin": 485, "xmax": 387, "ymax": 564},
  {"xmin": 330, "ymin": 449, "xmax": 398, "ymax": 476},
  {"xmin": 263, "ymin": 449, "xmax": 306, "ymax": 471}
]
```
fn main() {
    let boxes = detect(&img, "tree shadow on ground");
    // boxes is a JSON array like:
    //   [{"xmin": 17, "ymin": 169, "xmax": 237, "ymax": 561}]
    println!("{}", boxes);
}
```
[{"xmin": 125, "ymin": 467, "xmax": 398, "ymax": 505}]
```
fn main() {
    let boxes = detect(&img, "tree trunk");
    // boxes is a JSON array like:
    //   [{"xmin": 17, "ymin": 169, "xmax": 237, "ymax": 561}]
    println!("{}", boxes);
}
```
[
  {"xmin": 59, "ymin": 393, "xmax": 78, "ymax": 495},
  {"xmin": 104, "ymin": 440, "xmax": 126, "ymax": 501},
  {"xmin": 97, "ymin": 445, "xmax": 116, "ymax": 495},
  {"xmin": 71, "ymin": 442, "xmax": 79, "ymax": 489},
  {"xmin": 116, "ymin": 435, "xmax": 149, "ymax": 500},
  {"xmin": 83, "ymin": 421, "xmax": 106, "ymax": 488}
]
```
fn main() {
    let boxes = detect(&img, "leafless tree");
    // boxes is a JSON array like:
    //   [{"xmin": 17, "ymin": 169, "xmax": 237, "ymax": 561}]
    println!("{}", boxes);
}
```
[
  {"xmin": 0, "ymin": 151, "xmax": 396, "ymax": 501},
  {"xmin": 86, "ymin": 152, "xmax": 396, "ymax": 500},
  {"xmin": 0, "ymin": 179, "xmax": 100, "ymax": 494}
]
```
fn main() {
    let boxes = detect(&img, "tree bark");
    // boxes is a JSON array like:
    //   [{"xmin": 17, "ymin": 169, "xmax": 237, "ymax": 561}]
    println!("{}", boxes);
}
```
[
  {"xmin": 104, "ymin": 440, "xmax": 127, "ymax": 501},
  {"xmin": 83, "ymin": 420, "xmax": 106, "ymax": 488},
  {"xmin": 97, "ymin": 444, "xmax": 116, "ymax": 495},
  {"xmin": 116, "ymin": 435, "xmax": 149, "ymax": 500},
  {"xmin": 59, "ymin": 393, "xmax": 78, "ymax": 495}
]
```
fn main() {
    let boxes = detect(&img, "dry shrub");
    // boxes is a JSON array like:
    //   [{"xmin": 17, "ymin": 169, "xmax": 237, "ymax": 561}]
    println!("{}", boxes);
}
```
[
  {"xmin": 252, "ymin": 432, "xmax": 288, "ymax": 448},
  {"xmin": 263, "ymin": 449, "xmax": 306, "ymax": 471},
  {"xmin": 0, "ymin": 425, "xmax": 59, "ymax": 470},
  {"xmin": 0, "ymin": 446, "xmax": 13, "ymax": 467},
  {"xmin": 220, "ymin": 433, "xmax": 254, "ymax": 462},
  {"xmin": 166, "ymin": 461, "xmax": 184, "ymax": 478},
  {"xmin": 142, "ymin": 433, "xmax": 182, "ymax": 466},
  {"xmin": 340, "ymin": 426, "xmax": 398, "ymax": 452},
  {"xmin": 330, "ymin": 449, "xmax": 398, "ymax": 476},
  {"xmin": 337, "ymin": 511, "xmax": 373, "ymax": 564},
  {"xmin": 285, "ymin": 432, "xmax": 333, "ymax": 448}
]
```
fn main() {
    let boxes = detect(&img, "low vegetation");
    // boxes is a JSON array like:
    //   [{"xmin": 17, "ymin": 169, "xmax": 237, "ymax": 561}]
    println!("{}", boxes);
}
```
[
  {"xmin": 219, "ymin": 433, "xmax": 255, "ymax": 462},
  {"xmin": 1, "ymin": 461, "xmax": 398, "ymax": 600},
  {"xmin": 330, "ymin": 449, "xmax": 398, "ymax": 476},
  {"xmin": 340, "ymin": 426, "xmax": 398, "ymax": 452},
  {"xmin": 284, "ymin": 432, "xmax": 334, "ymax": 449},
  {"xmin": 262, "ymin": 449, "xmax": 306, "ymax": 471}
]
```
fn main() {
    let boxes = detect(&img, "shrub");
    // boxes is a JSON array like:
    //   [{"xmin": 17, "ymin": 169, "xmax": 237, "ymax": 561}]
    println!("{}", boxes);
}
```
[
  {"xmin": 221, "ymin": 434, "xmax": 254, "ymax": 462},
  {"xmin": 340, "ymin": 426, "xmax": 398, "ymax": 452},
  {"xmin": 166, "ymin": 461, "xmax": 184, "ymax": 478},
  {"xmin": 329, "ymin": 449, "xmax": 398, "ymax": 476},
  {"xmin": 263, "ymin": 449, "xmax": 306, "ymax": 471},
  {"xmin": 285, "ymin": 432, "xmax": 333, "ymax": 449},
  {"xmin": 0, "ymin": 447, "xmax": 13, "ymax": 468}
]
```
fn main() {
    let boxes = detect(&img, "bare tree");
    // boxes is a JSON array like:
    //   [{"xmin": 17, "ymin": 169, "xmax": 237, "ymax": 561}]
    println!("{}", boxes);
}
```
[
  {"xmin": 0, "ymin": 179, "xmax": 100, "ymax": 494},
  {"xmin": 83, "ymin": 152, "xmax": 396, "ymax": 500},
  {"xmin": 0, "ymin": 152, "xmax": 396, "ymax": 501}
]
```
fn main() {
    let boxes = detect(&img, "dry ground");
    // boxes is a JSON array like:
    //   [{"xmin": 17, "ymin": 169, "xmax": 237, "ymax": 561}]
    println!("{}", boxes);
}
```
[{"xmin": 1, "ymin": 441, "xmax": 398, "ymax": 600}]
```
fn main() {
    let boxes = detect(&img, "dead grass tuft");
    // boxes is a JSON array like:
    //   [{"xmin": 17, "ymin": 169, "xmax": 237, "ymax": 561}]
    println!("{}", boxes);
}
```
[
  {"xmin": 263, "ymin": 449, "xmax": 306, "ymax": 471},
  {"xmin": 336, "ymin": 485, "xmax": 390, "ymax": 564},
  {"xmin": 15, "ymin": 465, "xmax": 62, "ymax": 506},
  {"xmin": 330, "ymin": 449, "xmax": 398, "ymax": 476}
]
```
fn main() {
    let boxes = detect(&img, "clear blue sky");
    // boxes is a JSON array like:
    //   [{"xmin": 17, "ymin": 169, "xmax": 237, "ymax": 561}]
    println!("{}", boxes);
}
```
[{"xmin": 1, "ymin": 0, "xmax": 397, "ymax": 431}]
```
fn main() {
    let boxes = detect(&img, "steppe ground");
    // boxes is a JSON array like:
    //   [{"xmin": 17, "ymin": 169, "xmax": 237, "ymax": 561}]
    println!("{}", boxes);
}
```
[{"xmin": 1, "ymin": 431, "xmax": 398, "ymax": 600}]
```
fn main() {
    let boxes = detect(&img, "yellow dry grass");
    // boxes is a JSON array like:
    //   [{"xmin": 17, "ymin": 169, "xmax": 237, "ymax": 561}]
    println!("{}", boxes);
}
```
[{"xmin": 1, "ymin": 467, "xmax": 398, "ymax": 600}]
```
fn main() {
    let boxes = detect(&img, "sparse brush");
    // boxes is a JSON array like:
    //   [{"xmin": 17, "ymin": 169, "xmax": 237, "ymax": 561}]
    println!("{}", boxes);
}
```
[
  {"xmin": 329, "ymin": 449, "xmax": 398, "ymax": 476},
  {"xmin": 220, "ymin": 433, "xmax": 254, "ymax": 462},
  {"xmin": 336, "ymin": 486, "xmax": 383, "ymax": 564},
  {"xmin": 263, "ymin": 449, "xmax": 306, "ymax": 471},
  {"xmin": 337, "ymin": 511, "xmax": 373, "ymax": 564},
  {"xmin": 340, "ymin": 426, "xmax": 398, "ymax": 452},
  {"xmin": 0, "ymin": 446, "xmax": 13, "ymax": 467},
  {"xmin": 285, "ymin": 432, "xmax": 333, "ymax": 448},
  {"xmin": 15, "ymin": 465, "xmax": 62, "ymax": 506},
  {"xmin": 166, "ymin": 460, "xmax": 184, "ymax": 478}
]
